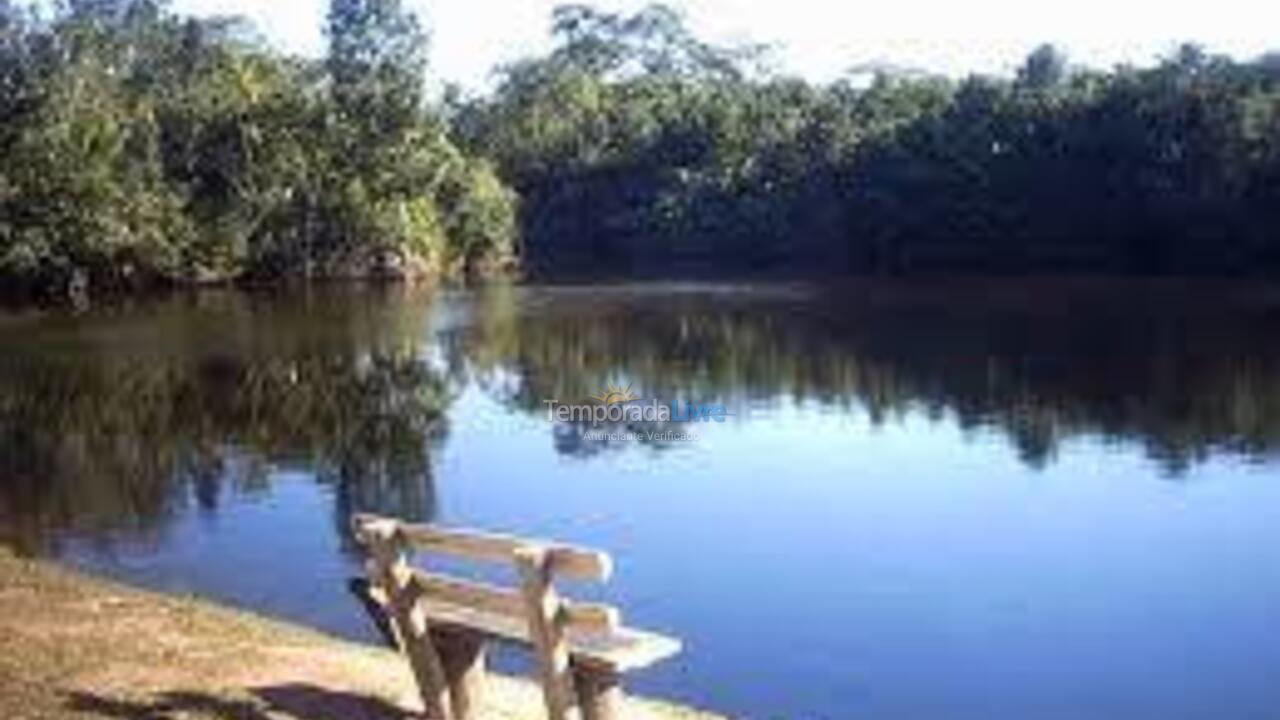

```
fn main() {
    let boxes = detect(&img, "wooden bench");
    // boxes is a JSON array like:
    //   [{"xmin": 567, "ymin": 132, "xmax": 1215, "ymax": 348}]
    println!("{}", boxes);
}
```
[{"xmin": 351, "ymin": 514, "xmax": 681, "ymax": 720}]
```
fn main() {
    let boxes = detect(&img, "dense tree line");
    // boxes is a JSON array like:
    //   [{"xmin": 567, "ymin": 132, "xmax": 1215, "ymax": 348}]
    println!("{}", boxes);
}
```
[
  {"xmin": 458, "ymin": 5, "xmax": 1280, "ymax": 276},
  {"xmin": 4, "ymin": 2, "xmax": 1280, "ymax": 297},
  {"xmin": 0, "ymin": 0, "xmax": 516, "ymax": 299}
]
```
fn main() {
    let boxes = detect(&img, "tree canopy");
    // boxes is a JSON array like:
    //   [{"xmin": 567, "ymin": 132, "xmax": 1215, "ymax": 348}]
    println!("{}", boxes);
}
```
[
  {"xmin": 458, "ymin": 5, "xmax": 1280, "ymax": 278},
  {"xmin": 4, "ymin": 1, "xmax": 1280, "ymax": 299},
  {"xmin": 0, "ymin": 0, "xmax": 516, "ymax": 299}
]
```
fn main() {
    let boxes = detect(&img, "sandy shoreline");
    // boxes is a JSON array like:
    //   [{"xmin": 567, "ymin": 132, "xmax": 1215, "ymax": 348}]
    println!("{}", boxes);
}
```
[{"xmin": 0, "ymin": 550, "xmax": 723, "ymax": 720}]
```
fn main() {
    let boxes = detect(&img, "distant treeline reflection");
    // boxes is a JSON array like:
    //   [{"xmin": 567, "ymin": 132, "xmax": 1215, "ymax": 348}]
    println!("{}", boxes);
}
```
[
  {"xmin": 3, "ymin": 284, "xmax": 1280, "ymax": 553},
  {"xmin": 0, "ymin": 290, "xmax": 447, "ymax": 554},
  {"xmin": 446, "ymin": 283, "xmax": 1280, "ymax": 472}
]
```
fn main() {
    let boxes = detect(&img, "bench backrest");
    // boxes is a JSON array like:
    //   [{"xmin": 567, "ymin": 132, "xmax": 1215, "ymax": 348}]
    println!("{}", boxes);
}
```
[
  {"xmin": 351, "ymin": 514, "xmax": 681, "ymax": 720},
  {"xmin": 352, "ymin": 513, "xmax": 621, "ymax": 636}
]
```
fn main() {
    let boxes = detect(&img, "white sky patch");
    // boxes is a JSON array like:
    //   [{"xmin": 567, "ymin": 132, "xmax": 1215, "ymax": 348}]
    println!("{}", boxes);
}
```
[{"xmin": 172, "ymin": 0, "xmax": 1280, "ymax": 89}]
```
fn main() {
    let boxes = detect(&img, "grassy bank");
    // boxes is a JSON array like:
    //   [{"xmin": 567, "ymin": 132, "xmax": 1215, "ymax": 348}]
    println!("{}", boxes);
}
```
[{"xmin": 0, "ymin": 551, "xmax": 721, "ymax": 720}]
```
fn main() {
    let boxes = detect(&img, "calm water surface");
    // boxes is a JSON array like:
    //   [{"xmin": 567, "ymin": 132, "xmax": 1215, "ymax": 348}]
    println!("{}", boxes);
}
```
[{"xmin": 3, "ymin": 281, "xmax": 1280, "ymax": 719}]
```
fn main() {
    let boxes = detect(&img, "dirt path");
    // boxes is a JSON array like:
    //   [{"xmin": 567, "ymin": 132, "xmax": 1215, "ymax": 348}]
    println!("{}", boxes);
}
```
[{"xmin": 0, "ymin": 551, "xmax": 722, "ymax": 720}]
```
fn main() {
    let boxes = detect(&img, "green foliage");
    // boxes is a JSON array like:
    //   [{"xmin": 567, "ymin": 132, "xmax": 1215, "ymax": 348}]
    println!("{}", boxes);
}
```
[
  {"xmin": 437, "ymin": 158, "xmax": 518, "ymax": 272},
  {"xmin": 461, "ymin": 5, "xmax": 1280, "ymax": 276},
  {"xmin": 5, "ymin": 0, "xmax": 1280, "ymax": 291},
  {"xmin": 0, "ymin": 0, "xmax": 516, "ymax": 298}
]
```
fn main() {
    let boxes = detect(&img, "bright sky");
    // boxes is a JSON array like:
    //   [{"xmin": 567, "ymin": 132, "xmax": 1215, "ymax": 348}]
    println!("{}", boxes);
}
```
[{"xmin": 173, "ymin": 0, "xmax": 1279, "ymax": 88}]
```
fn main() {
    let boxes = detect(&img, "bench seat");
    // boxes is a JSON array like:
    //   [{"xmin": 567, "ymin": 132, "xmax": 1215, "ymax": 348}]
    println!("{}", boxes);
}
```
[{"xmin": 422, "ymin": 599, "xmax": 682, "ymax": 672}]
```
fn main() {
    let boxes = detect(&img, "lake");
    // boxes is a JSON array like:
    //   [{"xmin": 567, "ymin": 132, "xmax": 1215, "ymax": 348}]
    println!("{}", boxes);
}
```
[{"xmin": 3, "ymin": 280, "xmax": 1280, "ymax": 719}]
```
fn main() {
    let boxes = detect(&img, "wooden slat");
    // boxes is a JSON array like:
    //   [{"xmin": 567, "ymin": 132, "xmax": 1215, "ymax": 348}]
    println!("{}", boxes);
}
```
[
  {"xmin": 355, "ymin": 513, "xmax": 612, "ymax": 581},
  {"xmin": 562, "ymin": 603, "xmax": 620, "ymax": 634},
  {"xmin": 420, "ymin": 602, "xmax": 681, "ymax": 672},
  {"xmin": 410, "ymin": 570, "xmax": 620, "ymax": 634},
  {"xmin": 395, "ymin": 520, "xmax": 613, "ymax": 582},
  {"xmin": 411, "ymin": 571, "xmax": 525, "ymax": 618}
]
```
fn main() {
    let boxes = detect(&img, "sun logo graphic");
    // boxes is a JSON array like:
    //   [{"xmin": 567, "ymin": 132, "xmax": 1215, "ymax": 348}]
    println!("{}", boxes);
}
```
[{"xmin": 591, "ymin": 383, "xmax": 640, "ymax": 405}]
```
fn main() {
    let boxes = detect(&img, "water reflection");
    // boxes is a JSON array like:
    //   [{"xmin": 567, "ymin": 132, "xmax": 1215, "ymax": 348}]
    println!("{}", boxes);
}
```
[
  {"xmin": 0, "ymin": 288, "xmax": 448, "ymax": 555},
  {"xmin": 4, "ymin": 281, "xmax": 1280, "ymax": 551},
  {"xmin": 4, "ymin": 281, "xmax": 1280, "ymax": 720},
  {"xmin": 444, "ymin": 281, "xmax": 1280, "ymax": 472}
]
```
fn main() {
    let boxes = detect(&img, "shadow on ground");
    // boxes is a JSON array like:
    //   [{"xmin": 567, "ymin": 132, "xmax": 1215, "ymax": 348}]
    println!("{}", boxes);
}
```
[{"xmin": 65, "ymin": 683, "xmax": 412, "ymax": 720}]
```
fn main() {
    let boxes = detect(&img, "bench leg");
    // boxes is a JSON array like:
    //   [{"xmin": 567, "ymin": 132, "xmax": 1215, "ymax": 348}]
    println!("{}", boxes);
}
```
[
  {"xmin": 573, "ymin": 665, "xmax": 623, "ymax": 720},
  {"xmin": 433, "ymin": 628, "xmax": 488, "ymax": 720},
  {"xmin": 400, "ymin": 613, "xmax": 453, "ymax": 719},
  {"xmin": 515, "ymin": 548, "xmax": 581, "ymax": 720},
  {"xmin": 368, "ymin": 543, "xmax": 453, "ymax": 720}
]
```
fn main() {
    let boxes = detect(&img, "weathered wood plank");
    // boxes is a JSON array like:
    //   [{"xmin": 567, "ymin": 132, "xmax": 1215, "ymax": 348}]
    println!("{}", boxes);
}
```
[
  {"xmin": 516, "ymin": 546, "xmax": 581, "ymax": 720},
  {"xmin": 371, "ymin": 535, "xmax": 454, "ymax": 720},
  {"xmin": 412, "ymin": 571, "xmax": 525, "ymax": 617},
  {"xmin": 355, "ymin": 513, "xmax": 612, "ymax": 581},
  {"xmin": 401, "ymin": 619, "xmax": 454, "ymax": 719},
  {"xmin": 562, "ymin": 603, "xmax": 621, "ymax": 634},
  {"xmin": 410, "ymin": 570, "xmax": 620, "ymax": 634},
  {"xmin": 415, "ymin": 600, "xmax": 679, "ymax": 671},
  {"xmin": 399, "ymin": 522, "xmax": 612, "ymax": 581}
]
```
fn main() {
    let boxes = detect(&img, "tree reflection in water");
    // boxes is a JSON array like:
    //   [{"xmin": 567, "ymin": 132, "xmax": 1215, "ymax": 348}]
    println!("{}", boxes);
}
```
[
  {"xmin": 0, "ymin": 288, "xmax": 448, "ymax": 555},
  {"xmin": 4, "ymin": 281, "xmax": 1280, "ymax": 554},
  {"xmin": 444, "ymin": 281, "xmax": 1280, "ymax": 473}
]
